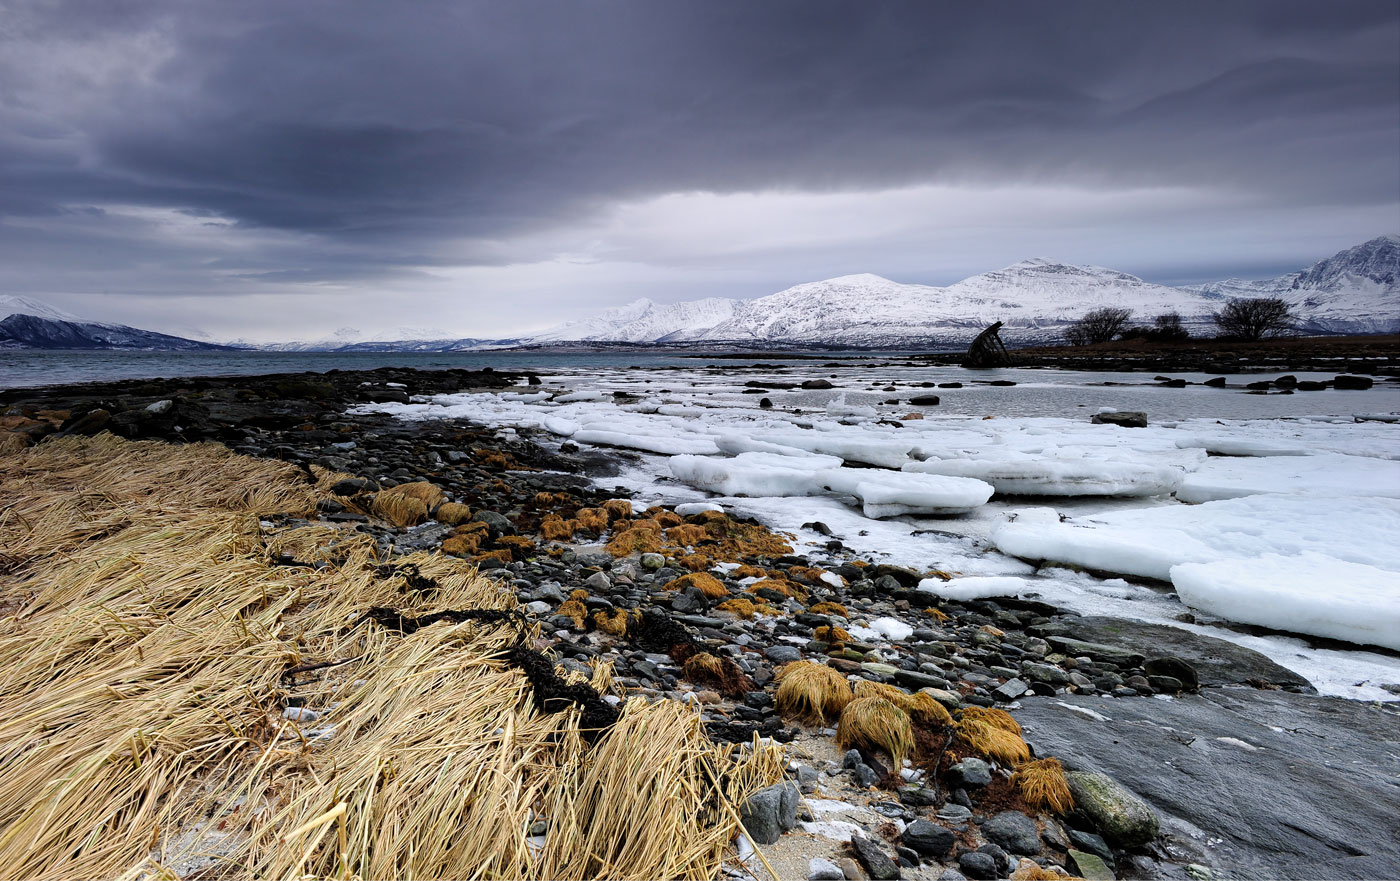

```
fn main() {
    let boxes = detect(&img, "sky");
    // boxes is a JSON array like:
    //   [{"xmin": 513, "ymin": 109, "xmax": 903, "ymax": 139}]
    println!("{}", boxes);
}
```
[{"xmin": 1, "ymin": 1, "xmax": 1397, "ymax": 342}]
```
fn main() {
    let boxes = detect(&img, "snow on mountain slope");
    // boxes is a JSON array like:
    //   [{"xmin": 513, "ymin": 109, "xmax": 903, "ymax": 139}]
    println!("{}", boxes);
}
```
[
  {"xmin": 522, "ymin": 236, "xmax": 1398, "ymax": 346},
  {"xmin": 0, "ymin": 295, "xmax": 87, "ymax": 324},
  {"xmin": 1185, "ymin": 235, "xmax": 1399, "ymax": 335},
  {"xmin": 694, "ymin": 264, "xmax": 1213, "ymax": 345},
  {"xmin": 531, "ymin": 297, "xmax": 737, "ymax": 342}
]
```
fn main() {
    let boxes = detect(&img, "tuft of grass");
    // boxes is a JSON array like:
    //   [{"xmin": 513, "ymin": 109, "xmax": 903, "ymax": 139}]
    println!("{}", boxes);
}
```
[
  {"xmin": 574, "ymin": 507, "xmax": 609, "ymax": 533},
  {"xmin": 1012, "ymin": 758, "xmax": 1074, "ymax": 815},
  {"xmin": 600, "ymin": 499, "xmax": 633, "ymax": 522},
  {"xmin": 775, "ymin": 661, "xmax": 853, "ymax": 726},
  {"xmin": 854, "ymin": 680, "xmax": 953, "ymax": 729},
  {"xmin": 433, "ymin": 501, "xmax": 473, "ymax": 525},
  {"xmin": 808, "ymin": 601, "xmax": 848, "ymax": 617},
  {"xmin": 959, "ymin": 705, "xmax": 1022, "ymax": 736},
  {"xmin": 590, "ymin": 608, "xmax": 633, "ymax": 637},
  {"xmin": 836, "ymin": 696, "xmax": 914, "ymax": 767},
  {"xmin": 813, "ymin": 624, "xmax": 851, "ymax": 644},
  {"xmin": 539, "ymin": 515, "xmax": 576, "ymax": 541},
  {"xmin": 663, "ymin": 572, "xmax": 730, "ymax": 601},
  {"xmin": 956, "ymin": 715, "xmax": 1031, "ymax": 766}
]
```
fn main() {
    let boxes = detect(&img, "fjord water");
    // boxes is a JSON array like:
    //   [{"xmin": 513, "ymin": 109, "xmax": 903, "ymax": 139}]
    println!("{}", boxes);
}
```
[{"xmin": 4, "ymin": 349, "xmax": 1398, "ymax": 421}]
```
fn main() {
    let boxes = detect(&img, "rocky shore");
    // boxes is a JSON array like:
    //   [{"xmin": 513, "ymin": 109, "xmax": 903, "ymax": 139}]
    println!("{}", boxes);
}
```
[{"xmin": 4, "ymin": 366, "xmax": 1398, "ymax": 881}]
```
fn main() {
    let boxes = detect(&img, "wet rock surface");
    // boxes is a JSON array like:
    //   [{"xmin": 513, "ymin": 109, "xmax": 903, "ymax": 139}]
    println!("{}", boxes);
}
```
[{"xmin": 1014, "ymin": 689, "xmax": 1400, "ymax": 880}]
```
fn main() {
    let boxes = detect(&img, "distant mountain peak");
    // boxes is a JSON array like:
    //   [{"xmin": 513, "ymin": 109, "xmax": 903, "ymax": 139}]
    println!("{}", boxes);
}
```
[{"xmin": 0, "ymin": 295, "xmax": 85, "ymax": 323}]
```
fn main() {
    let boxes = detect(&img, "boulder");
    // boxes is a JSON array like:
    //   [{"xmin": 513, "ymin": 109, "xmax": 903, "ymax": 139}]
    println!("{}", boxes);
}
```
[
  {"xmin": 1065, "ymin": 771, "xmax": 1160, "ymax": 848},
  {"xmin": 1090, "ymin": 411, "xmax": 1147, "ymax": 428}
]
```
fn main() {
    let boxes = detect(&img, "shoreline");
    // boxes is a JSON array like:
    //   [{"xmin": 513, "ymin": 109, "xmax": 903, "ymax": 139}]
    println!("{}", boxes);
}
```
[{"xmin": 4, "ymin": 366, "xmax": 1399, "ymax": 879}]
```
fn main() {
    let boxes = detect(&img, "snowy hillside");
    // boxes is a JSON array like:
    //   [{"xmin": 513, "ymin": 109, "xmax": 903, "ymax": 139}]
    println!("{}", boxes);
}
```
[
  {"xmin": 523, "ymin": 236, "xmax": 1399, "ymax": 346},
  {"xmin": 531, "ymin": 297, "xmax": 738, "ymax": 343},
  {"xmin": 1185, "ymin": 235, "xmax": 1399, "ymax": 335}
]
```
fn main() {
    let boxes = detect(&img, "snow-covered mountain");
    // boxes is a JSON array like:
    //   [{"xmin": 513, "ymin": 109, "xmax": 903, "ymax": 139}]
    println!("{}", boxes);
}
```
[
  {"xmin": 1184, "ymin": 235, "xmax": 1399, "ymax": 335},
  {"xmin": 524, "ymin": 236, "xmax": 1399, "ymax": 346},
  {"xmin": 0, "ymin": 296, "xmax": 229, "ymax": 351},
  {"xmin": 529, "ymin": 297, "xmax": 737, "ymax": 343}
]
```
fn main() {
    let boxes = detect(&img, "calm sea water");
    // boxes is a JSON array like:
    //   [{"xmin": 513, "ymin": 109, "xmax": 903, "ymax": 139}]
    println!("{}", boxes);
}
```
[{"xmin": 3, "ymin": 348, "xmax": 1396, "ymax": 421}]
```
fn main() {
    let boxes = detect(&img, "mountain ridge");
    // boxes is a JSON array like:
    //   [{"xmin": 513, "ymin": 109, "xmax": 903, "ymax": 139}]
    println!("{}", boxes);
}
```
[{"xmin": 3, "ymin": 236, "xmax": 1395, "ymax": 350}]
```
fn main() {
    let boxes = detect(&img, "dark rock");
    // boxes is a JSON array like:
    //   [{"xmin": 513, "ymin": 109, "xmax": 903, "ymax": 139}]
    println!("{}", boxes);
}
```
[
  {"xmin": 1090, "ymin": 411, "xmax": 1147, "ymax": 428},
  {"xmin": 1067, "ymin": 829, "xmax": 1115, "ymax": 866},
  {"xmin": 853, "ymin": 763, "xmax": 881, "ymax": 788},
  {"xmin": 903, "ymin": 819, "xmax": 956, "ymax": 857},
  {"xmin": 957, "ymin": 851, "xmax": 998, "ymax": 880},
  {"xmin": 1146, "ymin": 674, "xmax": 1183, "ymax": 693},
  {"xmin": 741, "ymin": 783, "xmax": 795, "ymax": 845},
  {"xmin": 894, "ymin": 845, "xmax": 920, "ymax": 868},
  {"xmin": 471, "ymin": 510, "xmax": 514, "ymax": 536},
  {"xmin": 1297, "ymin": 380, "xmax": 1327, "ymax": 391},
  {"xmin": 1333, "ymin": 374, "xmax": 1374, "ymax": 390},
  {"xmin": 897, "ymin": 785, "xmax": 939, "ymax": 807},
  {"xmin": 1274, "ymin": 375, "xmax": 1298, "ymax": 388},
  {"xmin": 909, "ymin": 395, "xmax": 941, "ymax": 406},
  {"xmin": 330, "ymin": 476, "xmax": 375, "ymax": 496},
  {"xmin": 801, "ymin": 379, "xmax": 835, "ymax": 390},
  {"xmin": 992, "ymin": 678, "xmax": 1028, "ymax": 702},
  {"xmin": 851, "ymin": 834, "xmax": 901, "ymax": 880},
  {"xmin": 894, "ymin": 669, "xmax": 950, "ymax": 691},
  {"xmin": 1203, "ymin": 376, "xmax": 1228, "ymax": 387},
  {"xmin": 1143, "ymin": 656, "xmax": 1200, "ymax": 691},
  {"xmin": 981, "ymin": 810, "xmax": 1041, "ymax": 855},
  {"xmin": 1039, "ymin": 617, "xmax": 1311, "ymax": 690},
  {"xmin": 947, "ymin": 757, "xmax": 992, "ymax": 787},
  {"xmin": 764, "ymin": 645, "xmax": 803, "ymax": 664},
  {"xmin": 759, "ymin": 397, "xmax": 773, "ymax": 409}
]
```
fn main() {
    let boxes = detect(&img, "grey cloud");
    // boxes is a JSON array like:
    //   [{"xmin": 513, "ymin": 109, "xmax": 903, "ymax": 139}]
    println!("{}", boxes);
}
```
[{"xmin": 0, "ymin": 0, "xmax": 1395, "ymax": 335}]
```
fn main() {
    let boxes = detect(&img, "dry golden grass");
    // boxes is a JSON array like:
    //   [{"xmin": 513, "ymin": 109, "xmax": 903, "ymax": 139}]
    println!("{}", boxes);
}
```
[
  {"xmin": 540, "ymin": 515, "xmax": 577, "ymax": 541},
  {"xmin": 854, "ymin": 680, "xmax": 953, "ymax": 729},
  {"xmin": 775, "ymin": 661, "xmax": 852, "ymax": 726},
  {"xmin": 813, "ymin": 625, "xmax": 852, "ymax": 644},
  {"xmin": 677, "ymin": 553, "xmax": 710, "ymax": 572},
  {"xmin": 600, "ymin": 499, "xmax": 633, "ymax": 521},
  {"xmin": 664, "ymin": 524, "xmax": 709, "ymax": 548},
  {"xmin": 433, "ymin": 501, "xmax": 473, "ymax": 525},
  {"xmin": 835, "ymin": 696, "xmax": 914, "ymax": 768},
  {"xmin": 808, "ymin": 601, "xmax": 848, "ymax": 617},
  {"xmin": 1012, "ymin": 758, "xmax": 1075, "ymax": 815},
  {"xmin": 605, "ymin": 527, "xmax": 663, "ymax": 558},
  {"xmin": 0, "ymin": 435, "xmax": 782, "ymax": 880},
  {"xmin": 960, "ymin": 705, "xmax": 1022, "ymax": 736},
  {"xmin": 574, "ymin": 508, "xmax": 610, "ymax": 533},
  {"xmin": 956, "ymin": 717, "xmax": 1032, "ymax": 766},
  {"xmin": 748, "ymin": 578, "xmax": 795, "ymax": 597},
  {"xmin": 663, "ymin": 572, "xmax": 730, "ymax": 601},
  {"xmin": 0, "ymin": 431, "xmax": 29, "ymax": 454},
  {"xmin": 370, "ymin": 492, "xmax": 429, "ymax": 527},
  {"xmin": 923, "ymin": 607, "xmax": 951, "ymax": 623},
  {"xmin": 590, "ymin": 608, "xmax": 633, "ymax": 637}
]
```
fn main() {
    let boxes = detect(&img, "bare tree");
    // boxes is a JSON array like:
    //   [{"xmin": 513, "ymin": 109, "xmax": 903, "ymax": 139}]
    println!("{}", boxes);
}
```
[
  {"xmin": 1212, "ymin": 297, "xmax": 1294, "ymax": 341},
  {"xmin": 1152, "ymin": 311, "xmax": 1188, "ymax": 340},
  {"xmin": 1065, "ymin": 307, "xmax": 1132, "ymax": 346}
]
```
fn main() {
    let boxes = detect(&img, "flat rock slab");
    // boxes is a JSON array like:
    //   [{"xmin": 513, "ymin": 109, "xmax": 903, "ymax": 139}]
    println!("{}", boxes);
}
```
[
  {"xmin": 1015, "ymin": 689, "xmax": 1400, "ymax": 879},
  {"xmin": 1035, "ymin": 615, "xmax": 1313, "ymax": 691}
]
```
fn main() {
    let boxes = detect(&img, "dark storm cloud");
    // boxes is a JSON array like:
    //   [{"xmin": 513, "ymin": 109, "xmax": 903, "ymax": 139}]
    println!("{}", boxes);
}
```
[{"xmin": 0, "ymin": 0, "xmax": 1396, "ymax": 335}]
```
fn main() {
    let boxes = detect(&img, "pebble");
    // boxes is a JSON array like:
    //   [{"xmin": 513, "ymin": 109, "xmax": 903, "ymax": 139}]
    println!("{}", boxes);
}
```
[{"xmin": 809, "ymin": 858, "xmax": 845, "ymax": 880}]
